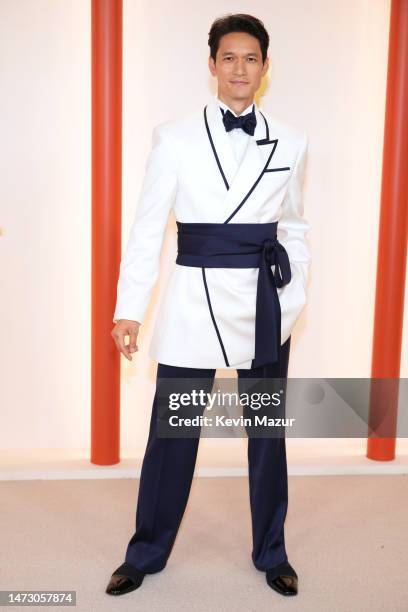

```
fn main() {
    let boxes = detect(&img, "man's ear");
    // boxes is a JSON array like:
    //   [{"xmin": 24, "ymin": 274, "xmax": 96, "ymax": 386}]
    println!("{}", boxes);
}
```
[
  {"xmin": 262, "ymin": 56, "xmax": 270, "ymax": 76},
  {"xmin": 208, "ymin": 55, "xmax": 216, "ymax": 77}
]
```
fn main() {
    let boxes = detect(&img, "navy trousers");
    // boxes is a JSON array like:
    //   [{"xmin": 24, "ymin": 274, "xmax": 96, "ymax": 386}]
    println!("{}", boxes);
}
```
[{"xmin": 124, "ymin": 336, "xmax": 291, "ymax": 574}]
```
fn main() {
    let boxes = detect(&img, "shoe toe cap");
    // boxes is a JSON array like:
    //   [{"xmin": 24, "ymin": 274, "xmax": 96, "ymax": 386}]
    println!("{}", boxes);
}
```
[
  {"xmin": 106, "ymin": 574, "xmax": 141, "ymax": 595},
  {"xmin": 270, "ymin": 574, "xmax": 298, "ymax": 595}
]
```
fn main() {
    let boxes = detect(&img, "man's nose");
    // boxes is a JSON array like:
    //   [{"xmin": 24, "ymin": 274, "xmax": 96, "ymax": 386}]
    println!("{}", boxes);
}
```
[{"xmin": 233, "ymin": 59, "xmax": 247, "ymax": 74}]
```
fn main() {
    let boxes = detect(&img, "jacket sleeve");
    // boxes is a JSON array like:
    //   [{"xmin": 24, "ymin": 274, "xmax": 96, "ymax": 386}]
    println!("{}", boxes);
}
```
[
  {"xmin": 113, "ymin": 125, "xmax": 178, "ymax": 324},
  {"xmin": 276, "ymin": 130, "xmax": 311, "ymax": 344}
]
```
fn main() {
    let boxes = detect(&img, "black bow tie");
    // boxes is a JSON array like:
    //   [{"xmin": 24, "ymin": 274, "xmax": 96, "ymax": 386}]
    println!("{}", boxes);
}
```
[{"xmin": 221, "ymin": 106, "xmax": 257, "ymax": 136}]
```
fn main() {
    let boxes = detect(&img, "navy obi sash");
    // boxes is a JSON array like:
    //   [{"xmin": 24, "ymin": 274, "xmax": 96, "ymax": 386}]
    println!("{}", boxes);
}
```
[{"xmin": 175, "ymin": 221, "xmax": 292, "ymax": 368}]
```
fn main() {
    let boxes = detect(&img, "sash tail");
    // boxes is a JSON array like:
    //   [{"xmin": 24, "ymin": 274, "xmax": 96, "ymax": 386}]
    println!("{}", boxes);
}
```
[{"xmin": 251, "ymin": 238, "xmax": 292, "ymax": 369}]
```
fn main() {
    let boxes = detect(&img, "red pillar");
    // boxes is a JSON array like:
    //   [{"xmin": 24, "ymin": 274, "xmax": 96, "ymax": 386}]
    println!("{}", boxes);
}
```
[
  {"xmin": 367, "ymin": 0, "xmax": 408, "ymax": 460},
  {"xmin": 91, "ymin": 0, "xmax": 122, "ymax": 464}
]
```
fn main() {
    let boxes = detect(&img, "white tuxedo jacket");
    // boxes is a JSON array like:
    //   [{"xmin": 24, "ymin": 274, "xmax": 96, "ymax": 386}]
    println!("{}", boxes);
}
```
[{"xmin": 113, "ymin": 94, "xmax": 311, "ymax": 369}]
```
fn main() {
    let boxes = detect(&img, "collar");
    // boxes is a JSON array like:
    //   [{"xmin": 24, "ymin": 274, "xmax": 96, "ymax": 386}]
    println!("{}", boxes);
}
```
[{"xmin": 215, "ymin": 93, "xmax": 256, "ymax": 118}]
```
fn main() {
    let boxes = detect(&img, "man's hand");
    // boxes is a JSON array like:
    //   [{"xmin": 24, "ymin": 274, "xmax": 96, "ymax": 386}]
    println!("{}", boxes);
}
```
[{"xmin": 111, "ymin": 320, "xmax": 141, "ymax": 361}]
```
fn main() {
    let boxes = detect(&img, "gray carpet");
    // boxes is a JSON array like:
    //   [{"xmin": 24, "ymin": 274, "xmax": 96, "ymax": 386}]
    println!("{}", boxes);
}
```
[{"xmin": 1, "ymin": 475, "xmax": 407, "ymax": 611}]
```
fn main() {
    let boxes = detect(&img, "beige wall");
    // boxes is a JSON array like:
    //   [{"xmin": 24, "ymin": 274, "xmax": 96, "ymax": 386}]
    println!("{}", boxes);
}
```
[{"xmin": 1, "ymin": 0, "xmax": 405, "ymax": 453}]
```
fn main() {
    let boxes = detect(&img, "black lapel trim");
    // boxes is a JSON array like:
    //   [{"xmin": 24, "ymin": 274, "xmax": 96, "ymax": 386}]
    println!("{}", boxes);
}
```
[
  {"xmin": 204, "ymin": 105, "xmax": 229, "ymax": 190},
  {"xmin": 223, "ymin": 140, "xmax": 278, "ymax": 224},
  {"xmin": 257, "ymin": 110, "xmax": 278, "ymax": 145},
  {"xmin": 259, "ymin": 110, "xmax": 270, "ymax": 139},
  {"xmin": 261, "ymin": 110, "xmax": 269, "ymax": 139},
  {"xmin": 201, "ymin": 267, "xmax": 230, "ymax": 367}
]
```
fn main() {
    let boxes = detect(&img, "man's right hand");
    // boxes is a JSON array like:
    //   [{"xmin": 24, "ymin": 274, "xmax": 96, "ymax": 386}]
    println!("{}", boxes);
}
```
[{"xmin": 111, "ymin": 320, "xmax": 141, "ymax": 361}]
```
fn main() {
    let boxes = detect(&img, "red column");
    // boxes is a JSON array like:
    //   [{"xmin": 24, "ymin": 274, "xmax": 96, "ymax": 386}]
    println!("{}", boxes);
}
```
[
  {"xmin": 91, "ymin": 0, "xmax": 122, "ymax": 464},
  {"xmin": 367, "ymin": 0, "xmax": 408, "ymax": 460}
]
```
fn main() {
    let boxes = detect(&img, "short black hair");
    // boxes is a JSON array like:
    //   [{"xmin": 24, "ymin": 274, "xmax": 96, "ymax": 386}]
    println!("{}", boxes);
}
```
[{"xmin": 208, "ymin": 13, "xmax": 269, "ymax": 63}]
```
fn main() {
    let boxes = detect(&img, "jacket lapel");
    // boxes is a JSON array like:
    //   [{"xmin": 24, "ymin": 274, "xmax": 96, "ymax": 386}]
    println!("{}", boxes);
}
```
[{"xmin": 204, "ymin": 96, "xmax": 278, "ymax": 222}]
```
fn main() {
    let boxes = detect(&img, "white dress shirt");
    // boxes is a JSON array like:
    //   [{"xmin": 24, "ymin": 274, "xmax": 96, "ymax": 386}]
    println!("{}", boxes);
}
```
[{"xmin": 216, "ymin": 96, "xmax": 255, "ymax": 167}]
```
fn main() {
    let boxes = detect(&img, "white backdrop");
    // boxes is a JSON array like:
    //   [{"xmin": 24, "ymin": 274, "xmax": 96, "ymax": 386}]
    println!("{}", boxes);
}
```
[{"xmin": 1, "ymin": 0, "xmax": 406, "ymax": 455}]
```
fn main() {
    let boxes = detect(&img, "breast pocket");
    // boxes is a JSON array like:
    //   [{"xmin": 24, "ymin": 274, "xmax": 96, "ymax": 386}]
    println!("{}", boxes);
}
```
[
  {"xmin": 261, "ymin": 164, "xmax": 292, "ymax": 196},
  {"xmin": 264, "ymin": 166, "xmax": 291, "ymax": 173}
]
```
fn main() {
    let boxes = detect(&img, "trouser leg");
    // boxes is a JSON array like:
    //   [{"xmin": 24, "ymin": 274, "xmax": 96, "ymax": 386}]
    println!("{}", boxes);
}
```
[
  {"xmin": 237, "ymin": 336, "xmax": 291, "ymax": 571},
  {"xmin": 125, "ymin": 362, "xmax": 216, "ymax": 573}
]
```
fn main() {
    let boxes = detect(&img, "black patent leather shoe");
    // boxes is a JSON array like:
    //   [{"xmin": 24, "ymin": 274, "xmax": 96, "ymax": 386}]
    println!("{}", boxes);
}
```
[
  {"xmin": 266, "ymin": 561, "xmax": 298, "ymax": 596},
  {"xmin": 106, "ymin": 562, "xmax": 145, "ymax": 596}
]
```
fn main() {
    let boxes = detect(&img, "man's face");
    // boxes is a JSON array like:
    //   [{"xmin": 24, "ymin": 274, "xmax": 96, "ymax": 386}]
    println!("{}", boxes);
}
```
[{"xmin": 208, "ymin": 31, "xmax": 269, "ymax": 103}]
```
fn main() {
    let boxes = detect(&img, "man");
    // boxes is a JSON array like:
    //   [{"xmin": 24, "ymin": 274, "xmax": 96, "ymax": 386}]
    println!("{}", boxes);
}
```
[{"xmin": 106, "ymin": 13, "xmax": 310, "ymax": 598}]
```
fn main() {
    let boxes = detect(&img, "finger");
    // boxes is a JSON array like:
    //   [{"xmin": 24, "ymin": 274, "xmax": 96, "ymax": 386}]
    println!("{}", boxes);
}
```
[
  {"xmin": 114, "ymin": 329, "xmax": 132, "ymax": 361},
  {"xmin": 128, "ymin": 329, "xmax": 138, "ymax": 353}
]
